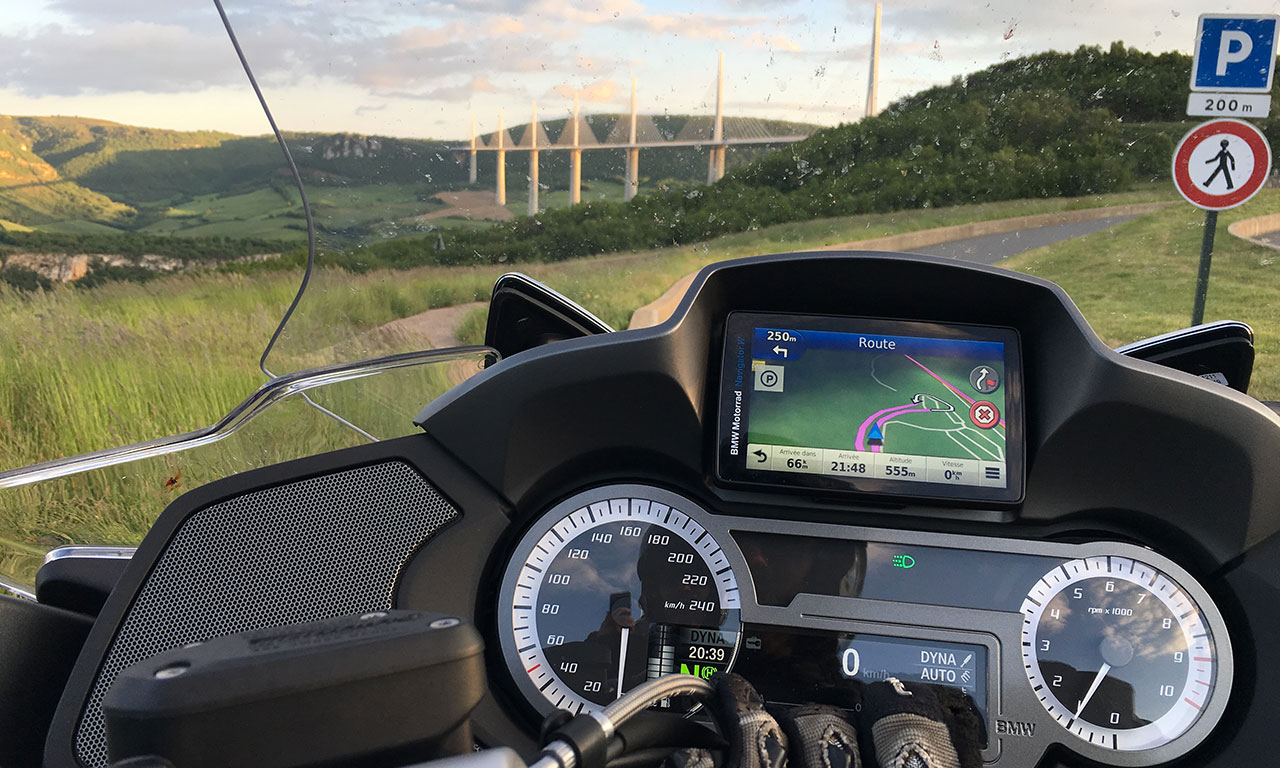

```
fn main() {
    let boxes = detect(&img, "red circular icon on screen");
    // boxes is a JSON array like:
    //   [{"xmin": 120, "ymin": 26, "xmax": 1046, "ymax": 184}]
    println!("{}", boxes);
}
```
[
  {"xmin": 969, "ymin": 400, "xmax": 1000, "ymax": 429},
  {"xmin": 1172, "ymin": 118, "xmax": 1272, "ymax": 210}
]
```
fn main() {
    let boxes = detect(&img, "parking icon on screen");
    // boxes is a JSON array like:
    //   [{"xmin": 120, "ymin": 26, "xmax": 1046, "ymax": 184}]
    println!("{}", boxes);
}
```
[{"xmin": 754, "ymin": 364, "xmax": 785, "ymax": 392}]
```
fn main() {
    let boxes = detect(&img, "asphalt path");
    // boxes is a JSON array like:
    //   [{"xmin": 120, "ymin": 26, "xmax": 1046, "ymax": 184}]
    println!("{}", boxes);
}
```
[{"xmin": 910, "ymin": 215, "xmax": 1139, "ymax": 265}]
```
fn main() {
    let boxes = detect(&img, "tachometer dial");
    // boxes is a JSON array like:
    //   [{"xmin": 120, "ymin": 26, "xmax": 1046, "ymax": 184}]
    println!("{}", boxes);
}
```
[
  {"xmin": 1021, "ymin": 556, "xmax": 1226, "ymax": 752},
  {"xmin": 499, "ymin": 489, "xmax": 741, "ymax": 715}
]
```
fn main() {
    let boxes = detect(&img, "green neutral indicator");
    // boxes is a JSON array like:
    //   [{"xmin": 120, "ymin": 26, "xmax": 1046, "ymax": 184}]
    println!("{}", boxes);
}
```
[
  {"xmin": 891, "ymin": 554, "xmax": 915, "ymax": 569},
  {"xmin": 679, "ymin": 663, "xmax": 718, "ymax": 680}
]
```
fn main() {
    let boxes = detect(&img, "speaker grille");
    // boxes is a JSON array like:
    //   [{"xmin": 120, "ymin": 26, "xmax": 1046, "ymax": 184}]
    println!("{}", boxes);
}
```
[{"xmin": 74, "ymin": 461, "xmax": 459, "ymax": 767}]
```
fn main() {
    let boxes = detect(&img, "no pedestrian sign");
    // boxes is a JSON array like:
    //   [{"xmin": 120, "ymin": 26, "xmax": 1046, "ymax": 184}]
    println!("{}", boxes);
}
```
[{"xmin": 1172, "ymin": 119, "xmax": 1272, "ymax": 210}]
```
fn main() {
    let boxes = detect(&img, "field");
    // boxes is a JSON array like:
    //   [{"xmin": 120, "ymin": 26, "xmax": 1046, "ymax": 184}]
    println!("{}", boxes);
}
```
[
  {"xmin": 501, "ymin": 180, "xmax": 629, "ymax": 218},
  {"xmin": 5, "ymin": 186, "xmax": 1279, "ymax": 585},
  {"xmin": 120, "ymin": 180, "xmax": 637, "ymax": 244}
]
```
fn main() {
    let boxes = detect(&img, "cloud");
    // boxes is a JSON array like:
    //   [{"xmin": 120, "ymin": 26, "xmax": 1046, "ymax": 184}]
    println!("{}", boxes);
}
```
[
  {"xmin": 392, "ymin": 17, "xmax": 524, "ymax": 51},
  {"xmin": 2, "ymin": 0, "xmax": 1212, "ymax": 141},
  {"xmin": 0, "ymin": 22, "xmax": 252, "ymax": 96},
  {"xmin": 485, "ymin": 16, "xmax": 527, "ymax": 36},
  {"xmin": 392, "ymin": 24, "xmax": 469, "ymax": 50},
  {"xmin": 745, "ymin": 33, "xmax": 802, "ymax": 52},
  {"xmin": 550, "ymin": 79, "xmax": 618, "ymax": 102},
  {"xmin": 379, "ymin": 75, "xmax": 505, "ymax": 102}
]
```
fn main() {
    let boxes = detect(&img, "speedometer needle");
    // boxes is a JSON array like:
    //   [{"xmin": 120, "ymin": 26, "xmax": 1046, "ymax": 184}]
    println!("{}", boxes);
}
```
[
  {"xmin": 1075, "ymin": 663, "xmax": 1112, "ymax": 719},
  {"xmin": 616, "ymin": 626, "xmax": 630, "ymax": 700}
]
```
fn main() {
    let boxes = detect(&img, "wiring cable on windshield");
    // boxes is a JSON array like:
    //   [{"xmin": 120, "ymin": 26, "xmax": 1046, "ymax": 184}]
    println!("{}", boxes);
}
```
[{"xmin": 212, "ymin": 0, "xmax": 377, "ymax": 442}]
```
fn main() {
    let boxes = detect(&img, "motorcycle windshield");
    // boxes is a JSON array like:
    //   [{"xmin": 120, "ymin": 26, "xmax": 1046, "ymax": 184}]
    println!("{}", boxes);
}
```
[{"xmin": 4, "ymin": 0, "xmax": 1280, "ymax": 589}]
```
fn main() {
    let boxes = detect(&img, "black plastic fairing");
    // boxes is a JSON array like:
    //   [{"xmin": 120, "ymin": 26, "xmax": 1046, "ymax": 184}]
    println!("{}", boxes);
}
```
[
  {"xmin": 43, "ymin": 434, "xmax": 513, "ymax": 768},
  {"xmin": 0, "ymin": 597, "xmax": 92, "ymax": 768},
  {"xmin": 415, "ymin": 251, "xmax": 1280, "ymax": 570}
]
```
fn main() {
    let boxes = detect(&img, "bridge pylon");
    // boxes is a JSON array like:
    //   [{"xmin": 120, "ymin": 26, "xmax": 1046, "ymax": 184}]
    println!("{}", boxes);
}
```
[
  {"xmin": 570, "ymin": 95, "xmax": 582, "ymax": 205},
  {"xmin": 866, "ymin": 3, "xmax": 881, "ymax": 118},
  {"xmin": 468, "ymin": 113, "xmax": 478, "ymax": 184},
  {"xmin": 624, "ymin": 78, "xmax": 640, "ymax": 201},
  {"xmin": 707, "ymin": 52, "xmax": 726, "ymax": 183},
  {"xmin": 528, "ymin": 102, "xmax": 540, "ymax": 216},
  {"xmin": 495, "ymin": 109, "xmax": 507, "ymax": 206}
]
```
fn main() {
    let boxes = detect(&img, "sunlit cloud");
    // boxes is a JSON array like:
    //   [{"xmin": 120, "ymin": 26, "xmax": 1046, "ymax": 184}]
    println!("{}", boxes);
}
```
[
  {"xmin": 550, "ymin": 80, "xmax": 619, "ymax": 102},
  {"xmin": 0, "ymin": 0, "xmax": 1213, "ymax": 139},
  {"xmin": 745, "ymin": 33, "xmax": 802, "ymax": 52}
]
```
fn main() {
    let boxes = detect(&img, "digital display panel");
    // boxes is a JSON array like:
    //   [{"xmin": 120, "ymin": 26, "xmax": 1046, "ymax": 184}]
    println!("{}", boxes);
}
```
[
  {"xmin": 732, "ymin": 531, "xmax": 1064, "ymax": 613},
  {"xmin": 732, "ymin": 625, "xmax": 990, "ymax": 728},
  {"xmin": 717, "ymin": 312, "xmax": 1024, "ymax": 502}
]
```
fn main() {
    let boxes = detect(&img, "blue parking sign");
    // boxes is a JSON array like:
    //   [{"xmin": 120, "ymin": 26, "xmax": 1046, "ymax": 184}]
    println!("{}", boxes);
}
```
[{"xmin": 1191, "ymin": 14, "xmax": 1278, "ymax": 92}]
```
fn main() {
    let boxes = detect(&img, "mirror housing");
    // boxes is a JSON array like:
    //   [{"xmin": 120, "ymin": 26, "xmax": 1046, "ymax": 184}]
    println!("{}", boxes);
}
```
[{"xmin": 1116, "ymin": 320, "xmax": 1254, "ymax": 394}]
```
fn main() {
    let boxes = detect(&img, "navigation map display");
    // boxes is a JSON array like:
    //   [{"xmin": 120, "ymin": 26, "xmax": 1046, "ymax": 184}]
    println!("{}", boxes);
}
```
[{"xmin": 717, "ymin": 312, "xmax": 1023, "ymax": 502}]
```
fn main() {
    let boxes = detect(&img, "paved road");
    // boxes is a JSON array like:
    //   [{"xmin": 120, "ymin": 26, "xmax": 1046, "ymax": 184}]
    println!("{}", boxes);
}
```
[{"xmin": 911, "ymin": 215, "xmax": 1139, "ymax": 265}]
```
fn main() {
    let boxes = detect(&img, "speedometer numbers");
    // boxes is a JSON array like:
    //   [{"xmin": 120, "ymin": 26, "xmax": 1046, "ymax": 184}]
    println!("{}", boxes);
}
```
[
  {"xmin": 1021, "ymin": 556, "xmax": 1224, "ymax": 753},
  {"xmin": 501, "ymin": 493, "xmax": 741, "ymax": 715}
]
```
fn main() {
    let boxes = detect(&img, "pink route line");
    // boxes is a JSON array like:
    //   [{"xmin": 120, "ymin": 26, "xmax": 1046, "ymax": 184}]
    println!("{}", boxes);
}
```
[
  {"xmin": 854, "ymin": 402, "xmax": 919, "ymax": 451},
  {"xmin": 868, "ymin": 407, "xmax": 930, "ymax": 452},
  {"xmin": 902, "ymin": 354, "xmax": 1006, "ymax": 429}
]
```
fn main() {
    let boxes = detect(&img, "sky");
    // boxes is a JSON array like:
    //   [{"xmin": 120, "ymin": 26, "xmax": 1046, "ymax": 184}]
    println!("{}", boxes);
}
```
[{"xmin": 0, "ymin": 0, "xmax": 1260, "ymax": 141}]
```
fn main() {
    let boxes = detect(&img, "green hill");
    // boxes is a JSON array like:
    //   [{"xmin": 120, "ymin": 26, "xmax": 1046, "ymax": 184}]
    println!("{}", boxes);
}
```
[
  {"xmin": 0, "ymin": 117, "xmax": 136, "ymax": 225},
  {"xmin": 14, "ymin": 116, "xmax": 235, "ymax": 179}
]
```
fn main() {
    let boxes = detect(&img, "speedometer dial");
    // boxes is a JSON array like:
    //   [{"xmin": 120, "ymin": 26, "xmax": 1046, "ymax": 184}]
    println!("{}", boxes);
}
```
[
  {"xmin": 498, "ymin": 488, "xmax": 741, "ymax": 715},
  {"xmin": 1021, "ymin": 556, "xmax": 1227, "ymax": 752}
]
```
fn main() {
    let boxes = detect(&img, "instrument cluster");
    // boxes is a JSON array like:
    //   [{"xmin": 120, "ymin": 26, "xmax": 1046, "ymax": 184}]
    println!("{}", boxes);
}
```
[{"xmin": 497, "ymin": 485, "xmax": 1232, "ymax": 768}]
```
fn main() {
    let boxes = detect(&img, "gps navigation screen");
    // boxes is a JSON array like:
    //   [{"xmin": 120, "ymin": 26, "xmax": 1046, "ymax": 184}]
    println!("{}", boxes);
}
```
[{"xmin": 718, "ymin": 312, "xmax": 1023, "ymax": 502}]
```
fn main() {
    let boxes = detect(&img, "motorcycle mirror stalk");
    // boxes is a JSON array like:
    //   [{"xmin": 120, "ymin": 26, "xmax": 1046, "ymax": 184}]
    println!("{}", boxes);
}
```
[{"xmin": 484, "ymin": 273, "xmax": 614, "ymax": 359}]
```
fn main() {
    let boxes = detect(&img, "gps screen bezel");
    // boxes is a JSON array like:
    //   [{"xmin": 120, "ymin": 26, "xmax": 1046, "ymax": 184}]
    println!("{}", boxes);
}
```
[{"xmin": 714, "ymin": 311, "xmax": 1025, "ymax": 504}]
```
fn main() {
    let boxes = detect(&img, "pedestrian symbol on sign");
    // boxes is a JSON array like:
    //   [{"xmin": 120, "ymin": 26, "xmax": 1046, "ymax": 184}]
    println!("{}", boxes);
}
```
[{"xmin": 1203, "ymin": 139, "xmax": 1236, "ymax": 190}]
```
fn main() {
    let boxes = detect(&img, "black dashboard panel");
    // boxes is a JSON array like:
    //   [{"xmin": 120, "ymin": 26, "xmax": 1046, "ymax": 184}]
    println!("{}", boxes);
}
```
[
  {"xmin": 408, "ymin": 251, "xmax": 1280, "ymax": 766},
  {"xmin": 417, "ymin": 251, "xmax": 1280, "ymax": 568},
  {"xmin": 52, "ymin": 252, "xmax": 1280, "ymax": 768}
]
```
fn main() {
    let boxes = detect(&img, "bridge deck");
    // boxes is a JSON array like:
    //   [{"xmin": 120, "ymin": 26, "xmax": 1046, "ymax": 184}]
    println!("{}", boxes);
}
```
[{"xmin": 456, "ymin": 136, "xmax": 810, "ymax": 152}]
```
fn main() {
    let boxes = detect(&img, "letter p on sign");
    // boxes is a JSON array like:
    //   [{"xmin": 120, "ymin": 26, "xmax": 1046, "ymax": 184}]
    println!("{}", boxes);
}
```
[{"xmin": 1216, "ymin": 30, "xmax": 1254, "ymax": 76}]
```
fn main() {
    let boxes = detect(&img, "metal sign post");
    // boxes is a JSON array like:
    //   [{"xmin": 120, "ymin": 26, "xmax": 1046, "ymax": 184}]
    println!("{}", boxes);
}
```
[{"xmin": 1191, "ymin": 211, "xmax": 1217, "ymax": 326}]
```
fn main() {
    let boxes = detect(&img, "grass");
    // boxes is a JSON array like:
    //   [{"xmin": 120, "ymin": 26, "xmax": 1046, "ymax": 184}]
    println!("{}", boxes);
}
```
[
  {"xmin": 1002, "ymin": 188, "xmax": 1280, "ymax": 399},
  {"xmin": 34, "ymin": 219, "xmax": 128, "ymax": 235},
  {"xmin": 502, "ymin": 181, "xmax": 629, "ymax": 218},
  {"xmin": 137, "ymin": 188, "xmax": 307, "ymax": 241},
  {"xmin": 0, "ymin": 219, "xmax": 35, "ymax": 233},
  {"xmin": 0, "ymin": 187, "xmax": 1202, "ymax": 583}
]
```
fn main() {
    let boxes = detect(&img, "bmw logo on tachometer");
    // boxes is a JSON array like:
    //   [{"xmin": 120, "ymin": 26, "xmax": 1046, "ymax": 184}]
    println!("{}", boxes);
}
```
[{"xmin": 498, "ymin": 487, "xmax": 742, "ymax": 715}]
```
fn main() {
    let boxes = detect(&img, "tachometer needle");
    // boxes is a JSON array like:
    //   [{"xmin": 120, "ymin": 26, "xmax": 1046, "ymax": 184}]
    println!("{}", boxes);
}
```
[
  {"xmin": 1075, "ymin": 663, "xmax": 1112, "ymax": 719},
  {"xmin": 616, "ymin": 626, "xmax": 630, "ymax": 700}
]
